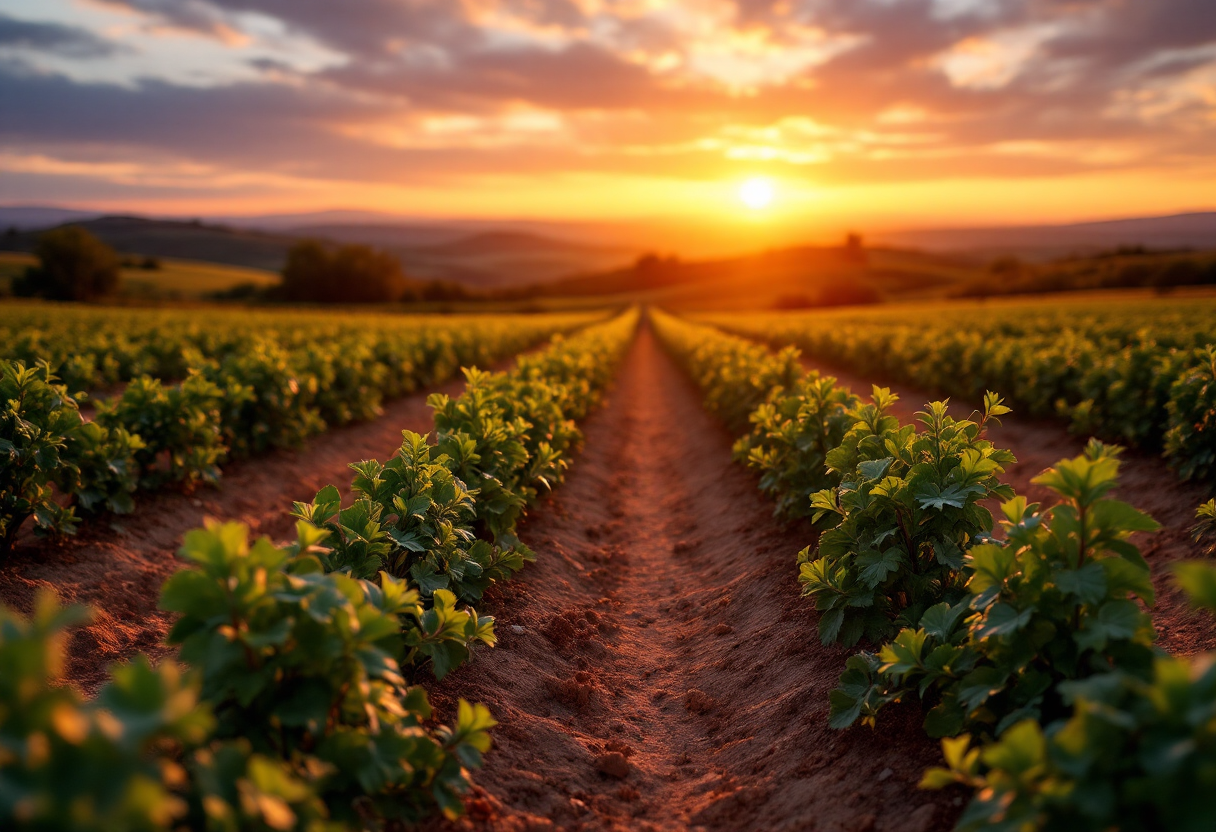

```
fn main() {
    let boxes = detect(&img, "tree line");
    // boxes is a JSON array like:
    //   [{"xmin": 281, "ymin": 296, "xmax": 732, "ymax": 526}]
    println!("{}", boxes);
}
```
[{"xmin": 4, "ymin": 226, "xmax": 471, "ymax": 304}]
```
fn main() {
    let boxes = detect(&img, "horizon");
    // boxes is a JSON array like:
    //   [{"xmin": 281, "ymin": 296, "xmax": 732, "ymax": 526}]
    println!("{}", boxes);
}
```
[{"xmin": 2, "ymin": 0, "xmax": 1215, "ymax": 247}]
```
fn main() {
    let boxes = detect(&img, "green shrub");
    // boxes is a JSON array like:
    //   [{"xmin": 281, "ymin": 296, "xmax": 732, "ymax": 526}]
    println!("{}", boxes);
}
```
[
  {"xmin": 1165, "ymin": 345, "xmax": 1216, "ymax": 481},
  {"xmin": 161, "ymin": 520, "xmax": 495, "ymax": 823},
  {"xmin": 98, "ymin": 375, "xmax": 226, "ymax": 487},
  {"xmin": 734, "ymin": 371, "xmax": 859, "ymax": 521},
  {"xmin": 924, "ymin": 558, "xmax": 1216, "ymax": 832},
  {"xmin": 800, "ymin": 390, "xmax": 1015, "ymax": 646},
  {"xmin": 831, "ymin": 441, "xmax": 1159, "ymax": 737},
  {"xmin": 1, "ymin": 361, "xmax": 82, "ymax": 555}
]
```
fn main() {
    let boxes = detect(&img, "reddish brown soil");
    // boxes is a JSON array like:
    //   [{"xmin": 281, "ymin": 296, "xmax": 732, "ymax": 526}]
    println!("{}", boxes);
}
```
[
  {"xmin": 433, "ymin": 327, "xmax": 959, "ymax": 832},
  {"xmin": 802, "ymin": 358, "xmax": 1216, "ymax": 658},
  {"xmin": 0, "ymin": 372, "xmax": 473, "ymax": 694}
]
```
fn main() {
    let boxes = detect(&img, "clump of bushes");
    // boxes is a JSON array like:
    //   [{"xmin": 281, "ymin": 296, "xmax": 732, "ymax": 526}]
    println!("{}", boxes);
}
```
[
  {"xmin": 281, "ymin": 239, "xmax": 410, "ymax": 303},
  {"xmin": 13, "ymin": 226, "xmax": 121, "ymax": 301}
]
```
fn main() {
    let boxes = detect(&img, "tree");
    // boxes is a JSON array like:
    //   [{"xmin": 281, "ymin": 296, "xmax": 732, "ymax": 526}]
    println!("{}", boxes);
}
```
[
  {"xmin": 281, "ymin": 239, "xmax": 409, "ymax": 303},
  {"xmin": 843, "ymin": 232, "xmax": 866, "ymax": 263},
  {"xmin": 14, "ymin": 226, "xmax": 121, "ymax": 301}
]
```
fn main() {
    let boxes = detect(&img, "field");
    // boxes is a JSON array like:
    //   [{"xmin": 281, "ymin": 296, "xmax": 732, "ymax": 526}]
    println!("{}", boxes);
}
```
[
  {"xmin": 2, "ymin": 293, "xmax": 1216, "ymax": 831},
  {"xmin": 0, "ymin": 250, "xmax": 281, "ymax": 299}
]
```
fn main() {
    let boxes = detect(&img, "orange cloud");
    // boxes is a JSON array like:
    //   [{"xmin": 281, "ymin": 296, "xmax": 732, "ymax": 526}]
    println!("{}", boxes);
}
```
[{"xmin": 0, "ymin": 0, "xmax": 1213, "ymax": 233}]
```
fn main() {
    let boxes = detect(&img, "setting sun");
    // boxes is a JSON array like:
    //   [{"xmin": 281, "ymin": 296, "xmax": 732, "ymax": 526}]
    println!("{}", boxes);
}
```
[{"xmin": 739, "ymin": 177, "xmax": 775, "ymax": 211}]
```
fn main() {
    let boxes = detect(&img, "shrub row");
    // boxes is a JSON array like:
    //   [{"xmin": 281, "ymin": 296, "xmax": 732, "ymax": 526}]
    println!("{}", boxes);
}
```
[
  {"xmin": 654, "ymin": 310, "xmax": 1216, "ymax": 831},
  {"xmin": 703, "ymin": 299, "xmax": 1216, "ymax": 481},
  {"xmin": 0, "ymin": 308, "xmax": 639, "ymax": 830},
  {"xmin": 0, "ymin": 313, "xmax": 598, "ymax": 556}
]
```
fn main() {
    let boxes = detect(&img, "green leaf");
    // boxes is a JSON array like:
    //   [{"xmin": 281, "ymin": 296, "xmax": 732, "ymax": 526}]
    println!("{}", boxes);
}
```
[
  {"xmin": 973, "ymin": 603, "xmax": 1033, "ymax": 640},
  {"xmin": 1173, "ymin": 561, "xmax": 1216, "ymax": 613},
  {"xmin": 858, "ymin": 457, "xmax": 894, "ymax": 481},
  {"xmin": 920, "ymin": 601, "xmax": 968, "ymax": 641},
  {"xmin": 980, "ymin": 720, "xmax": 1046, "ymax": 775},
  {"xmin": 1102, "ymin": 556, "xmax": 1155, "ymax": 607},
  {"xmin": 857, "ymin": 546, "xmax": 904, "ymax": 587},
  {"xmin": 958, "ymin": 666, "xmax": 1006, "ymax": 710},
  {"xmin": 1056, "ymin": 562, "xmax": 1108, "ymax": 605}
]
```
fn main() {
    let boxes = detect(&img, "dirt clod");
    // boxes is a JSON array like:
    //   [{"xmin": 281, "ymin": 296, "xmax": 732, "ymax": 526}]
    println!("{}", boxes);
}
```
[
  {"xmin": 684, "ymin": 688, "xmax": 714, "ymax": 714},
  {"xmin": 595, "ymin": 752, "xmax": 631, "ymax": 779}
]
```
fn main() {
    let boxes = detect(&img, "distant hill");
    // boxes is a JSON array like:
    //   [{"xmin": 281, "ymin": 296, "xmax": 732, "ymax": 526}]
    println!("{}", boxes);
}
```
[
  {"xmin": 0, "ymin": 205, "xmax": 105, "ymax": 230},
  {"xmin": 523, "ymin": 244, "xmax": 980, "ymax": 311},
  {"xmin": 289, "ymin": 223, "xmax": 469, "ymax": 249},
  {"xmin": 5, "ymin": 205, "xmax": 1214, "ymax": 303},
  {"xmin": 414, "ymin": 230, "xmax": 621, "ymax": 257},
  {"xmin": 0, "ymin": 214, "xmax": 634, "ymax": 288},
  {"xmin": 874, "ymin": 212, "xmax": 1216, "ymax": 258},
  {"xmin": 292, "ymin": 226, "xmax": 631, "ymax": 287},
  {"xmin": 1, "ymin": 216, "xmax": 298, "ymax": 272}
]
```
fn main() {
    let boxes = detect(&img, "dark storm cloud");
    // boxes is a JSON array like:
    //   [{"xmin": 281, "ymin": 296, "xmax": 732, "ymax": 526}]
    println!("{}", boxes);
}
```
[{"xmin": 0, "ymin": 13, "xmax": 124, "ymax": 58}]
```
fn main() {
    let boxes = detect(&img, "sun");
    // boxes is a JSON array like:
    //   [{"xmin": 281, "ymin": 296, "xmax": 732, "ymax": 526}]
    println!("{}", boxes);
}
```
[{"xmin": 738, "ymin": 177, "xmax": 774, "ymax": 211}]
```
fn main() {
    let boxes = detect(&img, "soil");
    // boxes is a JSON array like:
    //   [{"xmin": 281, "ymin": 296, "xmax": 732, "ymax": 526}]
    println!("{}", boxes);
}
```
[
  {"xmin": 432, "ymin": 327, "xmax": 960, "ymax": 832},
  {"xmin": 0, "ymin": 371, "xmax": 474, "ymax": 694}
]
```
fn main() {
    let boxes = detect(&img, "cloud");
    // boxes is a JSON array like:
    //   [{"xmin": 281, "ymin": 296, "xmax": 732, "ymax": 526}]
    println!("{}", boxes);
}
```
[
  {"xmin": 2, "ymin": 0, "xmax": 1213, "ymax": 218},
  {"xmin": 0, "ymin": 13, "xmax": 124, "ymax": 58}
]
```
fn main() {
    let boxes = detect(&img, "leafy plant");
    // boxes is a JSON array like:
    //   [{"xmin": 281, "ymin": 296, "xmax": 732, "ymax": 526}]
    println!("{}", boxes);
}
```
[
  {"xmin": 1192, "ymin": 498, "xmax": 1216, "ymax": 556},
  {"xmin": 160, "ymin": 520, "xmax": 496, "ymax": 824},
  {"xmin": 923, "ymin": 560, "xmax": 1216, "ymax": 832},
  {"xmin": 0, "ymin": 360, "xmax": 82, "ymax": 555},
  {"xmin": 704, "ymin": 299, "xmax": 1216, "ymax": 485},
  {"xmin": 98, "ymin": 374, "xmax": 227, "ymax": 487},
  {"xmin": 1165, "ymin": 345, "xmax": 1216, "ymax": 481},
  {"xmin": 291, "ymin": 457, "xmax": 502, "ymax": 681},
  {"xmin": 800, "ymin": 390, "xmax": 1016, "ymax": 646},
  {"xmin": 0, "ymin": 591, "xmax": 211, "ymax": 831},
  {"xmin": 62, "ymin": 420, "xmax": 143, "ymax": 515},
  {"xmin": 1, "ymin": 305, "xmax": 598, "ymax": 546},
  {"xmin": 733, "ymin": 371, "xmax": 859, "ymax": 520},
  {"xmin": 831, "ymin": 442, "xmax": 1160, "ymax": 737},
  {"xmin": 354, "ymin": 432, "xmax": 529, "ymax": 599}
]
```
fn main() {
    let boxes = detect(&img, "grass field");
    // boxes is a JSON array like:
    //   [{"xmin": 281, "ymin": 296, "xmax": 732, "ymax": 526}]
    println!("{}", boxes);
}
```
[{"xmin": 0, "ymin": 251, "xmax": 280, "ymax": 299}]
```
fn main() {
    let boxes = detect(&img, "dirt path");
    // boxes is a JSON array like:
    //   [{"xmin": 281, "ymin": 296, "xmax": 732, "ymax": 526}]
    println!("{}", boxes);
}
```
[
  {"xmin": 799, "ymin": 357, "xmax": 1216, "ymax": 658},
  {"xmin": 434, "ymin": 326, "xmax": 956, "ymax": 832},
  {"xmin": 0, "ymin": 371, "xmax": 474, "ymax": 693}
]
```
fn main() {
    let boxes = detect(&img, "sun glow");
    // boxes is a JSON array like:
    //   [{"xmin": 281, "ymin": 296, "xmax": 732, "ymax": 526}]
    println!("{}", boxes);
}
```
[{"xmin": 739, "ymin": 177, "xmax": 775, "ymax": 210}]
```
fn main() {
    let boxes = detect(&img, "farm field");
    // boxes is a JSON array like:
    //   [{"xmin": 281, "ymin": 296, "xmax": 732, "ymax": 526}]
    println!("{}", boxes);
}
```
[
  {"xmin": 10, "ymin": 1, "xmax": 1216, "ymax": 828},
  {"xmin": 0, "ymin": 250, "xmax": 282, "ymax": 298},
  {"xmin": 0, "ymin": 303, "xmax": 601, "ymax": 554},
  {"xmin": 3, "ymin": 296, "xmax": 1216, "ymax": 831}
]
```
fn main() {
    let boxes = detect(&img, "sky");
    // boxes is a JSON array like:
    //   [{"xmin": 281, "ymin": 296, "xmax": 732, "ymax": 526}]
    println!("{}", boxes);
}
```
[{"xmin": 1, "ymin": 0, "xmax": 1214, "ymax": 241}]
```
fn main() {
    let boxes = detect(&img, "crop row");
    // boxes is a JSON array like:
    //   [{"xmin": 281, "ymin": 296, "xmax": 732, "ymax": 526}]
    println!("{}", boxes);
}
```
[
  {"xmin": 0, "ymin": 304, "xmax": 595, "ymax": 393},
  {"xmin": 1, "ymin": 310, "xmax": 601, "ymax": 554},
  {"xmin": 700, "ymin": 295, "xmax": 1216, "ymax": 482},
  {"xmin": 0, "ymin": 308, "xmax": 640, "ymax": 830},
  {"xmin": 653, "ymin": 309, "xmax": 1216, "ymax": 831}
]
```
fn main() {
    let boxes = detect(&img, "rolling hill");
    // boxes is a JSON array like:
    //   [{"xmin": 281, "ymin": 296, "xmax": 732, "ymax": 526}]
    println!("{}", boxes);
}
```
[
  {"xmin": 874, "ymin": 212, "xmax": 1216, "ymax": 258},
  {"xmin": 0, "ymin": 215, "xmax": 634, "ymax": 288}
]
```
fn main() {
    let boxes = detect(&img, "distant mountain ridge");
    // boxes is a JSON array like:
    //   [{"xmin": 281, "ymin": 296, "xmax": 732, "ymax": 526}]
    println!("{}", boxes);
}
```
[{"xmin": 873, "ymin": 212, "xmax": 1216, "ymax": 257}]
